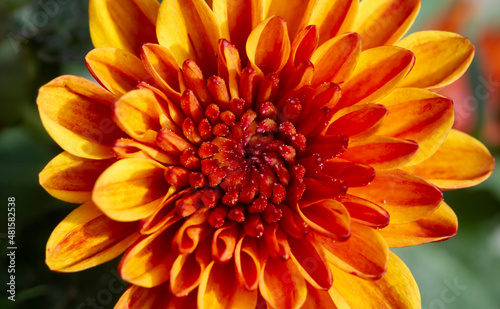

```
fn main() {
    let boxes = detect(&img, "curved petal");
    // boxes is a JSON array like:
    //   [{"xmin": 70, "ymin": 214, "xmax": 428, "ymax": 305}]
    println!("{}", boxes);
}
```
[
  {"xmin": 330, "ymin": 251, "xmax": 420, "ymax": 308},
  {"xmin": 303, "ymin": 283, "xmax": 339, "ymax": 308},
  {"xmin": 301, "ymin": 0, "xmax": 358, "ymax": 45},
  {"xmin": 259, "ymin": 257, "xmax": 307, "ymax": 309},
  {"xmin": 319, "ymin": 223, "xmax": 389, "ymax": 280},
  {"xmin": 92, "ymin": 158, "xmax": 169, "ymax": 221},
  {"xmin": 322, "ymin": 160, "xmax": 376, "ymax": 188},
  {"xmin": 246, "ymin": 16, "xmax": 291, "ymax": 76},
  {"xmin": 339, "ymin": 194, "xmax": 390, "ymax": 228},
  {"xmin": 341, "ymin": 136, "xmax": 419, "ymax": 170},
  {"xmin": 327, "ymin": 287, "xmax": 351, "ymax": 309},
  {"xmin": 263, "ymin": 0, "xmax": 309, "ymax": 38},
  {"xmin": 235, "ymin": 234, "xmax": 265, "ymax": 291},
  {"xmin": 170, "ymin": 237, "xmax": 211, "ymax": 297},
  {"xmin": 354, "ymin": 0, "xmax": 421, "ymax": 50},
  {"xmin": 46, "ymin": 201, "xmax": 139, "ymax": 272},
  {"xmin": 289, "ymin": 235, "xmax": 333, "ymax": 290},
  {"xmin": 157, "ymin": 0, "xmax": 221, "ymax": 75},
  {"xmin": 348, "ymin": 169, "xmax": 443, "ymax": 224},
  {"xmin": 113, "ymin": 89, "xmax": 163, "ymax": 144},
  {"xmin": 217, "ymin": 39, "xmax": 243, "ymax": 99},
  {"xmin": 86, "ymin": 47, "xmax": 148, "ymax": 96},
  {"xmin": 380, "ymin": 202, "xmax": 457, "ymax": 247},
  {"xmin": 141, "ymin": 44, "xmax": 183, "ymax": 103},
  {"xmin": 326, "ymin": 104, "xmax": 388, "ymax": 140},
  {"xmin": 211, "ymin": 221, "xmax": 238, "ymax": 263},
  {"xmin": 172, "ymin": 208, "xmax": 210, "ymax": 254},
  {"xmin": 337, "ymin": 46, "xmax": 415, "ymax": 109},
  {"xmin": 296, "ymin": 200, "xmax": 351, "ymax": 241},
  {"xmin": 403, "ymin": 129, "xmax": 495, "ymax": 189},
  {"xmin": 264, "ymin": 223, "xmax": 291, "ymax": 260},
  {"xmin": 198, "ymin": 260, "xmax": 258, "ymax": 309},
  {"xmin": 212, "ymin": 0, "xmax": 264, "ymax": 65},
  {"xmin": 113, "ymin": 138, "xmax": 180, "ymax": 165},
  {"xmin": 302, "ymin": 134, "xmax": 348, "ymax": 160},
  {"xmin": 397, "ymin": 31, "xmax": 474, "ymax": 89},
  {"xmin": 39, "ymin": 152, "xmax": 114, "ymax": 204},
  {"xmin": 300, "ymin": 177, "xmax": 347, "ymax": 207},
  {"xmin": 115, "ymin": 283, "xmax": 198, "ymax": 309},
  {"xmin": 89, "ymin": 0, "xmax": 159, "ymax": 56},
  {"xmin": 139, "ymin": 189, "xmax": 185, "ymax": 235},
  {"xmin": 119, "ymin": 224, "xmax": 179, "ymax": 287},
  {"xmin": 310, "ymin": 32, "xmax": 361, "ymax": 85},
  {"xmin": 170, "ymin": 254, "xmax": 203, "ymax": 297},
  {"xmin": 37, "ymin": 75, "xmax": 121, "ymax": 159},
  {"xmin": 378, "ymin": 88, "xmax": 454, "ymax": 165}
]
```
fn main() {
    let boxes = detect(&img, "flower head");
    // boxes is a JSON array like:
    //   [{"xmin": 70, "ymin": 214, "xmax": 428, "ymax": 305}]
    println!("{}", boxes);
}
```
[{"xmin": 39, "ymin": 0, "xmax": 494, "ymax": 308}]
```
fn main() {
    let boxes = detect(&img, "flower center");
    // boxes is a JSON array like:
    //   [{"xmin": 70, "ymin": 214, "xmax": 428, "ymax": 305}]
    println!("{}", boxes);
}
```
[
  {"xmin": 148, "ymin": 53, "xmax": 350, "ymax": 238},
  {"xmin": 157, "ymin": 67, "xmax": 313, "ymax": 237}
]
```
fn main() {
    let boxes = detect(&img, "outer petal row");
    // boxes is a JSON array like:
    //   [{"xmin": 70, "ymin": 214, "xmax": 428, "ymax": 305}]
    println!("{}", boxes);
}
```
[
  {"xmin": 398, "ymin": 31, "xmax": 475, "ymax": 89},
  {"xmin": 354, "ymin": 0, "xmax": 421, "ymax": 50},
  {"xmin": 92, "ymin": 158, "xmax": 170, "ymax": 221},
  {"xmin": 39, "ymin": 152, "xmax": 115, "ymax": 204},
  {"xmin": 380, "ymin": 202, "xmax": 458, "ymax": 247},
  {"xmin": 378, "ymin": 88, "xmax": 454, "ymax": 165},
  {"xmin": 37, "ymin": 76, "xmax": 121, "ymax": 159},
  {"xmin": 330, "ymin": 251, "xmax": 420, "ymax": 308},
  {"xmin": 348, "ymin": 169, "xmax": 442, "ymax": 224},
  {"xmin": 89, "ymin": 0, "xmax": 159, "ymax": 56},
  {"xmin": 404, "ymin": 129, "xmax": 495, "ymax": 189},
  {"xmin": 46, "ymin": 201, "xmax": 139, "ymax": 272},
  {"xmin": 157, "ymin": 0, "xmax": 221, "ymax": 75}
]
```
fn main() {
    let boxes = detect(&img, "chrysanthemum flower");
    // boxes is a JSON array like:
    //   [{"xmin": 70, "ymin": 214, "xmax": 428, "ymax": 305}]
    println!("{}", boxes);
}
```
[{"xmin": 38, "ymin": 0, "xmax": 495, "ymax": 308}]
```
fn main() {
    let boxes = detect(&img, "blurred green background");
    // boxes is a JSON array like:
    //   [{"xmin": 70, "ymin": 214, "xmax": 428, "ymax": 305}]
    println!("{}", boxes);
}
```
[{"xmin": 1, "ymin": 0, "xmax": 499, "ymax": 308}]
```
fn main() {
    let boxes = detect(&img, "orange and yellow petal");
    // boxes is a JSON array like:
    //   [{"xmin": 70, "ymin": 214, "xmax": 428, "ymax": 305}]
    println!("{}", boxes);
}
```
[
  {"xmin": 198, "ymin": 260, "xmax": 258, "ymax": 309},
  {"xmin": 112, "ymin": 89, "xmax": 164, "ymax": 144},
  {"xmin": 337, "ymin": 46, "xmax": 415, "ymax": 109},
  {"xmin": 380, "ymin": 202, "xmax": 457, "ymax": 247},
  {"xmin": 157, "ymin": 0, "xmax": 221, "ymax": 75},
  {"xmin": 404, "ymin": 129, "xmax": 495, "ymax": 189},
  {"xmin": 213, "ymin": 0, "xmax": 265, "ymax": 62},
  {"xmin": 234, "ymin": 234, "xmax": 265, "ymax": 291},
  {"xmin": 115, "ymin": 283, "xmax": 197, "ymax": 309},
  {"xmin": 89, "ymin": 0, "xmax": 159, "ymax": 56},
  {"xmin": 354, "ymin": 0, "xmax": 421, "ymax": 50},
  {"xmin": 259, "ymin": 257, "xmax": 307, "ymax": 309},
  {"xmin": 246, "ymin": 16, "xmax": 291, "ymax": 76},
  {"xmin": 341, "ymin": 136, "xmax": 419, "ymax": 170},
  {"xmin": 310, "ymin": 32, "xmax": 361, "ymax": 85},
  {"xmin": 141, "ymin": 44, "xmax": 183, "ymax": 103},
  {"xmin": 46, "ymin": 201, "xmax": 140, "ymax": 272},
  {"xmin": 39, "ymin": 151, "xmax": 115, "ymax": 204},
  {"xmin": 301, "ymin": 0, "xmax": 358, "ymax": 45},
  {"xmin": 321, "ymin": 223, "xmax": 389, "ymax": 280},
  {"xmin": 349, "ymin": 169, "xmax": 442, "ymax": 224},
  {"xmin": 119, "ymin": 223, "xmax": 179, "ymax": 287},
  {"xmin": 92, "ymin": 158, "xmax": 170, "ymax": 221},
  {"xmin": 326, "ymin": 104, "xmax": 388, "ymax": 140},
  {"xmin": 289, "ymin": 235, "xmax": 333, "ymax": 290},
  {"xmin": 378, "ymin": 88, "xmax": 454, "ymax": 164},
  {"xmin": 37, "ymin": 75, "xmax": 122, "ymax": 159},
  {"xmin": 330, "ymin": 251, "xmax": 420, "ymax": 308},
  {"xmin": 397, "ymin": 31, "xmax": 474, "ymax": 89},
  {"xmin": 170, "ymin": 240, "xmax": 211, "ymax": 297},
  {"xmin": 86, "ymin": 47, "xmax": 148, "ymax": 95}
]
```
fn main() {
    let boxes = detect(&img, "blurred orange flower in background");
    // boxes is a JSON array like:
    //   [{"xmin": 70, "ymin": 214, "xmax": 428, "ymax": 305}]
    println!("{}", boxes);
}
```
[
  {"xmin": 37, "ymin": 0, "xmax": 494, "ymax": 308},
  {"xmin": 425, "ymin": 0, "xmax": 500, "ymax": 144},
  {"xmin": 479, "ymin": 28, "xmax": 500, "ymax": 145},
  {"xmin": 424, "ymin": 0, "xmax": 477, "ymax": 133}
]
